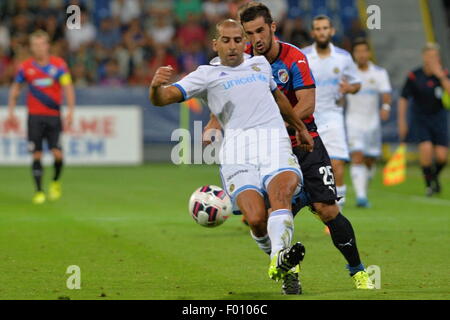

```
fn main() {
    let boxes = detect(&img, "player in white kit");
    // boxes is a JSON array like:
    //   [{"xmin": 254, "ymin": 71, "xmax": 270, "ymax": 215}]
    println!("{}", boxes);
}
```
[
  {"xmin": 346, "ymin": 39, "xmax": 392, "ymax": 207},
  {"xmin": 303, "ymin": 15, "xmax": 361, "ymax": 210},
  {"xmin": 149, "ymin": 19, "xmax": 313, "ymax": 284}
]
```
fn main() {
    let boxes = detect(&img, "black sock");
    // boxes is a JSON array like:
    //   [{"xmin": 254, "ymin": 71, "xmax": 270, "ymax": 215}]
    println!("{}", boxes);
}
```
[
  {"xmin": 421, "ymin": 166, "xmax": 435, "ymax": 188},
  {"xmin": 434, "ymin": 161, "xmax": 447, "ymax": 177},
  {"xmin": 325, "ymin": 213, "xmax": 362, "ymax": 273},
  {"xmin": 32, "ymin": 160, "xmax": 43, "ymax": 192},
  {"xmin": 54, "ymin": 159, "xmax": 63, "ymax": 181}
]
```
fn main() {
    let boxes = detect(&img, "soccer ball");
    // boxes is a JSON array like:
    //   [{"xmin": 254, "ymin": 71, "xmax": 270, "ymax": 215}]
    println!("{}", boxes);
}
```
[{"xmin": 188, "ymin": 185, "xmax": 232, "ymax": 227}]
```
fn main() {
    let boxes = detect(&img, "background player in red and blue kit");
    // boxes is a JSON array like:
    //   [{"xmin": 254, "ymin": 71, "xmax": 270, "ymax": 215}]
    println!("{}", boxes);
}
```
[
  {"xmin": 239, "ymin": 2, "xmax": 374, "ymax": 292},
  {"xmin": 398, "ymin": 43, "xmax": 450, "ymax": 197},
  {"xmin": 7, "ymin": 30, "xmax": 75, "ymax": 204}
]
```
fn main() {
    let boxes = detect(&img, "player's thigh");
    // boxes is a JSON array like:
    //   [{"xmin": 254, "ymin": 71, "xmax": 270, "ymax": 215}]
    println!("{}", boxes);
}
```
[
  {"xmin": 265, "ymin": 171, "xmax": 299, "ymax": 210},
  {"xmin": 44, "ymin": 116, "xmax": 63, "ymax": 152},
  {"xmin": 347, "ymin": 126, "xmax": 365, "ymax": 160},
  {"xmin": 27, "ymin": 115, "xmax": 45, "ymax": 153},
  {"xmin": 219, "ymin": 164, "xmax": 263, "ymax": 205},
  {"xmin": 364, "ymin": 127, "xmax": 382, "ymax": 158},
  {"xmin": 293, "ymin": 137, "xmax": 337, "ymax": 204},
  {"xmin": 260, "ymin": 139, "xmax": 302, "ymax": 198}
]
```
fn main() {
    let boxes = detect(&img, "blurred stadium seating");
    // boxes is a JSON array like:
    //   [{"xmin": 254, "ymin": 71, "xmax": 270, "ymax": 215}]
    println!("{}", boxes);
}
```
[{"xmin": 0, "ymin": 0, "xmax": 448, "ymax": 162}]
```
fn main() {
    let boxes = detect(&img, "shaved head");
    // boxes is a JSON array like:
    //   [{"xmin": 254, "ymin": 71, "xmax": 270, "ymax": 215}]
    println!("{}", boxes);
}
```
[{"xmin": 214, "ymin": 19, "xmax": 245, "ymax": 40}]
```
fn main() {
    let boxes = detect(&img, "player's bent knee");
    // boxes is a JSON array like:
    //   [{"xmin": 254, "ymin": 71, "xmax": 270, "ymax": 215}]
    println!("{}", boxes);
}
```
[{"xmin": 313, "ymin": 201, "xmax": 339, "ymax": 222}]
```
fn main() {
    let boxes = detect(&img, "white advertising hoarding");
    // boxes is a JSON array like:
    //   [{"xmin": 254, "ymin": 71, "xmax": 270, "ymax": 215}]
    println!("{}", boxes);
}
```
[{"xmin": 0, "ymin": 106, "xmax": 142, "ymax": 165}]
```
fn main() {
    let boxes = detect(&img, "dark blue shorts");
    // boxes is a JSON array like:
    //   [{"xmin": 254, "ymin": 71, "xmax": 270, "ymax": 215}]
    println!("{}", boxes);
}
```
[{"xmin": 411, "ymin": 110, "xmax": 449, "ymax": 147}]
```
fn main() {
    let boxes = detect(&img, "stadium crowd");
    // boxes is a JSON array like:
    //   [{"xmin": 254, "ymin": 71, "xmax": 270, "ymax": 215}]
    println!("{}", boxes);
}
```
[{"xmin": 0, "ymin": 0, "xmax": 366, "ymax": 87}]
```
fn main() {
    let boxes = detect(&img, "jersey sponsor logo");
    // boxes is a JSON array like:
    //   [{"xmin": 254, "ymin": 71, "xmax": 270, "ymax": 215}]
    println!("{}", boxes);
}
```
[
  {"xmin": 278, "ymin": 69, "xmax": 289, "ymax": 83},
  {"xmin": 222, "ymin": 73, "xmax": 268, "ymax": 90},
  {"xmin": 32, "ymin": 78, "xmax": 54, "ymax": 87},
  {"xmin": 48, "ymin": 66, "xmax": 58, "ymax": 76}
]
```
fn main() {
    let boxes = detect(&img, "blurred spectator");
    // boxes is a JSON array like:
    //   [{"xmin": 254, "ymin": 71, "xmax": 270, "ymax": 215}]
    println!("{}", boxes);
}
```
[
  {"xmin": 342, "ymin": 19, "xmax": 367, "ymax": 51},
  {"xmin": 259, "ymin": 0, "xmax": 287, "ymax": 24},
  {"xmin": 44, "ymin": 15, "xmax": 65, "ymax": 43},
  {"xmin": 203, "ymin": 0, "xmax": 229, "ymax": 25},
  {"xmin": 146, "ymin": 14, "xmax": 176, "ymax": 48},
  {"xmin": 66, "ymin": 11, "xmax": 96, "ymax": 52},
  {"xmin": 111, "ymin": 0, "xmax": 141, "ymax": 26},
  {"xmin": 100, "ymin": 58, "xmax": 125, "ymax": 87},
  {"xmin": 71, "ymin": 62, "xmax": 90, "ymax": 87},
  {"xmin": 0, "ymin": 24, "xmax": 11, "ymax": 50},
  {"xmin": 97, "ymin": 17, "xmax": 122, "ymax": 50},
  {"xmin": 128, "ymin": 63, "xmax": 150, "ymax": 86},
  {"xmin": 228, "ymin": 0, "xmax": 251, "ymax": 19},
  {"xmin": 174, "ymin": 0, "xmax": 203, "ymax": 23},
  {"xmin": 176, "ymin": 14, "xmax": 207, "ymax": 51},
  {"xmin": 178, "ymin": 40, "xmax": 207, "ymax": 74},
  {"xmin": 0, "ymin": 46, "xmax": 12, "ymax": 85},
  {"xmin": 148, "ymin": 46, "xmax": 179, "ymax": 82},
  {"xmin": 284, "ymin": 17, "xmax": 312, "ymax": 48}
]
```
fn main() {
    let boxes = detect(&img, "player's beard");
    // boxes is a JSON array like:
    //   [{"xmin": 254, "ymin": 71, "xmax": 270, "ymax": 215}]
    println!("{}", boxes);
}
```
[
  {"xmin": 316, "ymin": 37, "xmax": 331, "ymax": 49},
  {"xmin": 255, "ymin": 32, "xmax": 274, "ymax": 56}
]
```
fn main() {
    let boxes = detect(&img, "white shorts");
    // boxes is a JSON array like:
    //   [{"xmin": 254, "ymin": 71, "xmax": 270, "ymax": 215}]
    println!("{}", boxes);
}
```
[
  {"xmin": 317, "ymin": 120, "xmax": 350, "ymax": 161},
  {"xmin": 219, "ymin": 137, "xmax": 303, "ymax": 204},
  {"xmin": 347, "ymin": 125, "xmax": 382, "ymax": 158}
]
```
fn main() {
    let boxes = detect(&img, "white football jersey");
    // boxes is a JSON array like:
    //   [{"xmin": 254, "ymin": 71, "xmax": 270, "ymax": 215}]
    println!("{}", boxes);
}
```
[
  {"xmin": 173, "ymin": 55, "xmax": 287, "ymax": 141},
  {"xmin": 345, "ymin": 62, "xmax": 392, "ymax": 129},
  {"xmin": 302, "ymin": 43, "xmax": 361, "ymax": 127}
]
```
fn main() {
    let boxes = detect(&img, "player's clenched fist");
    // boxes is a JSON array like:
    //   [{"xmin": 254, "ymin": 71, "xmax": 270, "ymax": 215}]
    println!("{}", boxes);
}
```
[{"xmin": 151, "ymin": 66, "xmax": 174, "ymax": 88}]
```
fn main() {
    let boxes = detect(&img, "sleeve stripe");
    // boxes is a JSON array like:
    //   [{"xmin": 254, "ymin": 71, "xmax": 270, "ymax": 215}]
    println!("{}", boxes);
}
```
[{"xmin": 173, "ymin": 83, "xmax": 187, "ymax": 101}]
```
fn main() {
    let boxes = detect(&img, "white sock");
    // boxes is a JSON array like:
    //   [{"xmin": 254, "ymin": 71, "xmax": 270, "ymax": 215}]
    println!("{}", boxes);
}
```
[
  {"xmin": 350, "ymin": 164, "xmax": 368, "ymax": 199},
  {"xmin": 267, "ymin": 209, "xmax": 294, "ymax": 259},
  {"xmin": 250, "ymin": 231, "xmax": 271, "ymax": 255},
  {"xmin": 336, "ymin": 185, "xmax": 347, "ymax": 212}
]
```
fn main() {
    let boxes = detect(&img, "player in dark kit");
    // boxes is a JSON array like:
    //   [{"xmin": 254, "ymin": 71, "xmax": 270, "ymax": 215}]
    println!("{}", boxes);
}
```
[
  {"xmin": 7, "ymin": 30, "xmax": 75, "ymax": 204},
  {"xmin": 237, "ymin": 2, "xmax": 374, "ymax": 292},
  {"xmin": 398, "ymin": 43, "xmax": 450, "ymax": 197}
]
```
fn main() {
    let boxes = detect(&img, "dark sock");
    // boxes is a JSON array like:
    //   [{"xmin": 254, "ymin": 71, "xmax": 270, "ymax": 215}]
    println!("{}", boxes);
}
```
[
  {"xmin": 54, "ymin": 159, "xmax": 63, "ymax": 181},
  {"xmin": 32, "ymin": 160, "xmax": 43, "ymax": 192},
  {"xmin": 434, "ymin": 161, "xmax": 447, "ymax": 177},
  {"xmin": 325, "ymin": 213, "xmax": 363, "ymax": 275},
  {"xmin": 421, "ymin": 166, "xmax": 434, "ymax": 188}
]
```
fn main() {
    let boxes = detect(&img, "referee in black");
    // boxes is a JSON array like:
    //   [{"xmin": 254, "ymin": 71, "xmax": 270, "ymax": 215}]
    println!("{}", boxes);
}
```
[{"xmin": 398, "ymin": 43, "xmax": 450, "ymax": 196}]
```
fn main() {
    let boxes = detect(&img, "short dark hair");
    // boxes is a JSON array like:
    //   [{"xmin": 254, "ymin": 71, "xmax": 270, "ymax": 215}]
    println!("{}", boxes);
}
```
[
  {"xmin": 311, "ymin": 14, "xmax": 333, "ymax": 29},
  {"xmin": 352, "ymin": 38, "xmax": 370, "ymax": 52},
  {"xmin": 239, "ymin": 2, "xmax": 273, "ymax": 25}
]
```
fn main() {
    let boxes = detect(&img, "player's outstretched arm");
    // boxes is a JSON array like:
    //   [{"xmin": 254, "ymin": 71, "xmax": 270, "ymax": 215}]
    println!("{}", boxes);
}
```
[
  {"xmin": 273, "ymin": 89, "xmax": 313, "ymax": 152},
  {"xmin": 149, "ymin": 66, "xmax": 183, "ymax": 106}
]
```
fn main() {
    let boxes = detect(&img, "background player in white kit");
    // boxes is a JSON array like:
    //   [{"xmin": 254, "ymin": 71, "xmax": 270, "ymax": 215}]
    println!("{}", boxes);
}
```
[
  {"xmin": 346, "ymin": 39, "xmax": 392, "ymax": 207},
  {"xmin": 303, "ymin": 15, "xmax": 361, "ymax": 210},
  {"xmin": 149, "ymin": 19, "xmax": 313, "ymax": 285}
]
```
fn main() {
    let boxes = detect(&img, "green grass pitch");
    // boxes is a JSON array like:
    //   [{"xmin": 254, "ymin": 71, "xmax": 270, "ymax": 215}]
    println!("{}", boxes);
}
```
[{"xmin": 0, "ymin": 164, "xmax": 449, "ymax": 300}]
